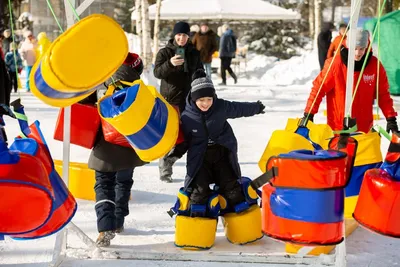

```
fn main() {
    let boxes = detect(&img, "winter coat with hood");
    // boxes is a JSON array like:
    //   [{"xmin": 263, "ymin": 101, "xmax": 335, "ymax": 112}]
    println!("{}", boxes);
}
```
[
  {"xmin": 219, "ymin": 29, "xmax": 237, "ymax": 58},
  {"xmin": 153, "ymin": 39, "xmax": 203, "ymax": 109},
  {"xmin": 180, "ymin": 94, "xmax": 261, "ymax": 190},
  {"xmin": 305, "ymin": 47, "xmax": 397, "ymax": 133},
  {"xmin": 80, "ymin": 65, "xmax": 147, "ymax": 172},
  {"xmin": 192, "ymin": 30, "xmax": 218, "ymax": 63}
]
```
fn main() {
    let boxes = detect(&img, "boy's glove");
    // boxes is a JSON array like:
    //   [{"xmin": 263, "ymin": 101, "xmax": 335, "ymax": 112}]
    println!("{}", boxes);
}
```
[
  {"xmin": 386, "ymin": 117, "xmax": 399, "ymax": 133},
  {"xmin": 257, "ymin": 100, "xmax": 265, "ymax": 114}
]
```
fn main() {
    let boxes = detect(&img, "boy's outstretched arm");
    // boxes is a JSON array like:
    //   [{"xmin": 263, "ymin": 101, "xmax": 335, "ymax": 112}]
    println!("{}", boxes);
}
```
[{"xmin": 223, "ymin": 99, "xmax": 265, "ymax": 119}]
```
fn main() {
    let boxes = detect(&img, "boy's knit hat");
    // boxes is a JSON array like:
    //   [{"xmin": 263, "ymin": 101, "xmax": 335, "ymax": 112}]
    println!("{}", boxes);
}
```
[
  {"xmin": 355, "ymin": 29, "xmax": 369, "ymax": 48},
  {"xmin": 191, "ymin": 70, "xmax": 215, "ymax": 101},
  {"xmin": 124, "ymin": 52, "xmax": 143, "ymax": 75}
]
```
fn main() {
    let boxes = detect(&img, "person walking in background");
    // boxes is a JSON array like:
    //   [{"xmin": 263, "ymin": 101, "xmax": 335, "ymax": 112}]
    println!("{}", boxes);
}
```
[
  {"xmin": 317, "ymin": 22, "xmax": 334, "ymax": 70},
  {"xmin": 19, "ymin": 30, "xmax": 37, "ymax": 92},
  {"xmin": 327, "ymin": 23, "xmax": 348, "ymax": 59},
  {"xmin": 219, "ymin": 24, "xmax": 237, "ymax": 85},
  {"xmin": 153, "ymin": 21, "xmax": 203, "ymax": 183},
  {"xmin": 5, "ymin": 42, "xmax": 23, "ymax": 93},
  {"xmin": 192, "ymin": 22, "xmax": 218, "ymax": 78}
]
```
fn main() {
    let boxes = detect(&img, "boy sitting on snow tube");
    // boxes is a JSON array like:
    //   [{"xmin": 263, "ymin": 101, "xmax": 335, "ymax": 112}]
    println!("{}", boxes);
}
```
[{"xmin": 174, "ymin": 70, "xmax": 265, "ymax": 249}]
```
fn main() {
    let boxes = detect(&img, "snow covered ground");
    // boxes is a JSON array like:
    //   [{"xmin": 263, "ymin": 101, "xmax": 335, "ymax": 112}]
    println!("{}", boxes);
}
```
[{"xmin": 1, "ymin": 50, "xmax": 400, "ymax": 267}]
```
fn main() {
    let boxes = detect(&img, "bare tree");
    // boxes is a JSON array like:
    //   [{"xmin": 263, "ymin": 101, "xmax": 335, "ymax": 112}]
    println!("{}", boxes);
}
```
[
  {"xmin": 135, "ymin": 0, "xmax": 143, "ymax": 55},
  {"xmin": 309, "ymin": 0, "xmax": 315, "ymax": 40},
  {"xmin": 314, "ymin": 0, "xmax": 322, "ymax": 43},
  {"xmin": 141, "ymin": 0, "xmax": 152, "ymax": 69},
  {"xmin": 153, "ymin": 0, "xmax": 162, "ymax": 63}
]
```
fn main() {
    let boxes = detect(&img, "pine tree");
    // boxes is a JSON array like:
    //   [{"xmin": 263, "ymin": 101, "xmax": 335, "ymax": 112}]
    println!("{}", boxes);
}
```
[{"xmin": 114, "ymin": 0, "xmax": 135, "ymax": 32}]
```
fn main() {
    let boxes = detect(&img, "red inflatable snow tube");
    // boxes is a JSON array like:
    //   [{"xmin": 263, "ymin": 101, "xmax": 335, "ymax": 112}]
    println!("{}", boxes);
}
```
[
  {"xmin": 261, "ymin": 149, "xmax": 348, "ymax": 245},
  {"xmin": 10, "ymin": 122, "xmax": 77, "ymax": 239},
  {"xmin": 353, "ymin": 133, "xmax": 400, "ymax": 238},
  {"xmin": 353, "ymin": 169, "xmax": 400, "ymax": 237},
  {"xmin": 0, "ymin": 142, "xmax": 53, "ymax": 235}
]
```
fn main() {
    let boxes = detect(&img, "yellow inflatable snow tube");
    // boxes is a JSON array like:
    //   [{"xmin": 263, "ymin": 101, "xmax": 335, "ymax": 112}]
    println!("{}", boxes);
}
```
[
  {"xmin": 175, "ymin": 215, "xmax": 217, "ymax": 250},
  {"xmin": 222, "ymin": 205, "xmax": 263, "ymax": 245},
  {"xmin": 98, "ymin": 80, "xmax": 179, "ymax": 162},
  {"xmin": 30, "ymin": 14, "xmax": 128, "ymax": 107},
  {"xmin": 258, "ymin": 118, "xmax": 333, "ymax": 173}
]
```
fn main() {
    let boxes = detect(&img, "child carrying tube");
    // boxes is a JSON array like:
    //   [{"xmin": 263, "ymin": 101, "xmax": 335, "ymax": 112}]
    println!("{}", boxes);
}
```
[
  {"xmin": 173, "ymin": 70, "xmax": 265, "ymax": 249},
  {"xmin": 80, "ymin": 53, "xmax": 147, "ymax": 247}
]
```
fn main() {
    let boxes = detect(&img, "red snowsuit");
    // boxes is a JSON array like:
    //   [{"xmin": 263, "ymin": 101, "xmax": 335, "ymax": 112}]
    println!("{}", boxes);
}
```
[{"xmin": 305, "ymin": 55, "xmax": 397, "ymax": 133}]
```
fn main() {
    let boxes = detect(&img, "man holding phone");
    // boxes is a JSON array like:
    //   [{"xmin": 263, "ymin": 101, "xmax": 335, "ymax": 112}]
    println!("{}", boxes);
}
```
[{"xmin": 154, "ymin": 21, "xmax": 203, "ymax": 183}]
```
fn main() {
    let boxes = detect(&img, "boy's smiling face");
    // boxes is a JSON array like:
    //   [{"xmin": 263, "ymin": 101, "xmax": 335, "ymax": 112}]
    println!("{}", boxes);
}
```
[{"xmin": 195, "ymin": 97, "xmax": 213, "ymax": 112}]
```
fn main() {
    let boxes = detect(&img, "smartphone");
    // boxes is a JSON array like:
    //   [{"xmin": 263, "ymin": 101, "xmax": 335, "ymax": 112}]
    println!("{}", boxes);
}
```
[{"xmin": 176, "ymin": 47, "xmax": 185, "ymax": 60}]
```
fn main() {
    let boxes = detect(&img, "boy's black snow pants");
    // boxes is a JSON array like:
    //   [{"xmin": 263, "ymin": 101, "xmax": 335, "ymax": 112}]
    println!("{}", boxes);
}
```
[{"xmin": 189, "ymin": 144, "xmax": 244, "ymax": 209}]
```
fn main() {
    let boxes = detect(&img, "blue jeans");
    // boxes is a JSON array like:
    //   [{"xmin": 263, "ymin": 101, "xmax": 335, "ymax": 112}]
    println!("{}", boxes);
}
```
[
  {"xmin": 94, "ymin": 168, "xmax": 134, "ymax": 232},
  {"xmin": 25, "ymin": 66, "xmax": 33, "ymax": 91},
  {"xmin": 203, "ymin": 63, "xmax": 212, "ymax": 77}
]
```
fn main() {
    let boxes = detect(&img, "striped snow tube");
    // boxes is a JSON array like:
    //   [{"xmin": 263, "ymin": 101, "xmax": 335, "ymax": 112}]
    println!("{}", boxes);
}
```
[
  {"xmin": 329, "ymin": 132, "xmax": 382, "ymax": 218},
  {"xmin": 353, "ymin": 133, "xmax": 400, "ymax": 237},
  {"xmin": 10, "ymin": 121, "xmax": 77, "ymax": 239},
  {"xmin": 99, "ymin": 80, "xmax": 179, "ymax": 162},
  {"xmin": 0, "ymin": 141, "xmax": 53, "ymax": 235},
  {"xmin": 262, "ymin": 149, "xmax": 348, "ymax": 245},
  {"xmin": 30, "ymin": 14, "xmax": 128, "ymax": 107}
]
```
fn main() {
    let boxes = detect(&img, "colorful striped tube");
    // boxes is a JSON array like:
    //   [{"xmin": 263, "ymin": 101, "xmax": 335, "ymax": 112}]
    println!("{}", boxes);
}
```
[
  {"xmin": 261, "ymin": 149, "xmax": 347, "ymax": 245},
  {"xmin": 30, "ymin": 14, "xmax": 128, "ymax": 107},
  {"xmin": 0, "ymin": 141, "xmax": 53, "ymax": 235},
  {"xmin": 10, "ymin": 121, "xmax": 77, "ymax": 239},
  {"xmin": 99, "ymin": 80, "xmax": 179, "ymax": 162}
]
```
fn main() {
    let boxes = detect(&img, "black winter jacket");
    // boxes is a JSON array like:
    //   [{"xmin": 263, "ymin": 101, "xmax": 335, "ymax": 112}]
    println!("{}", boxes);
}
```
[
  {"xmin": 181, "ymin": 94, "xmax": 262, "ymax": 189},
  {"xmin": 153, "ymin": 39, "xmax": 203, "ymax": 110}
]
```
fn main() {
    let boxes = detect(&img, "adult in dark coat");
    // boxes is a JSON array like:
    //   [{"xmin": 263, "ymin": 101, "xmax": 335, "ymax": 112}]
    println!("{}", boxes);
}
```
[
  {"xmin": 153, "ymin": 21, "xmax": 203, "ymax": 183},
  {"xmin": 80, "ymin": 54, "xmax": 147, "ymax": 247},
  {"xmin": 219, "ymin": 24, "xmax": 238, "ymax": 85},
  {"xmin": 180, "ymin": 70, "xmax": 265, "ymax": 211},
  {"xmin": 317, "ymin": 22, "xmax": 334, "ymax": 70}
]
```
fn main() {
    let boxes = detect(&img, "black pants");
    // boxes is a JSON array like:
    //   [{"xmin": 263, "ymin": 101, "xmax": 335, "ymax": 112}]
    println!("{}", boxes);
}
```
[
  {"xmin": 9, "ymin": 71, "xmax": 17, "ymax": 93},
  {"xmin": 189, "ymin": 145, "xmax": 244, "ymax": 208},
  {"xmin": 94, "ymin": 168, "xmax": 134, "ymax": 232},
  {"xmin": 220, "ymin": 57, "xmax": 237, "ymax": 83}
]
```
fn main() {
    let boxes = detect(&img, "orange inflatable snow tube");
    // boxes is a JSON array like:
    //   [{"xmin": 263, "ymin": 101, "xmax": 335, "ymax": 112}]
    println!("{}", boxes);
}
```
[
  {"xmin": 353, "ymin": 132, "xmax": 400, "ymax": 237},
  {"xmin": 258, "ymin": 149, "xmax": 349, "ymax": 245}
]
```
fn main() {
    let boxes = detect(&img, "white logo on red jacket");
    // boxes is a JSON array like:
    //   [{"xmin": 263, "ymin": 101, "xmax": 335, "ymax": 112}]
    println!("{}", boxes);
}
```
[{"xmin": 363, "ymin": 74, "xmax": 375, "ymax": 84}]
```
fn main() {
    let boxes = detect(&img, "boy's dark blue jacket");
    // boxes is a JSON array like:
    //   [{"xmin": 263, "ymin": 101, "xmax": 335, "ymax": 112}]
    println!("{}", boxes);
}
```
[{"xmin": 180, "ymin": 94, "xmax": 261, "ymax": 190}]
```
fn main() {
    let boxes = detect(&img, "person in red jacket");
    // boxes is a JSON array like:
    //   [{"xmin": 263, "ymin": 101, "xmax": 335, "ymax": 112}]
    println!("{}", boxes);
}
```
[{"xmin": 303, "ymin": 29, "xmax": 398, "ymax": 134}]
